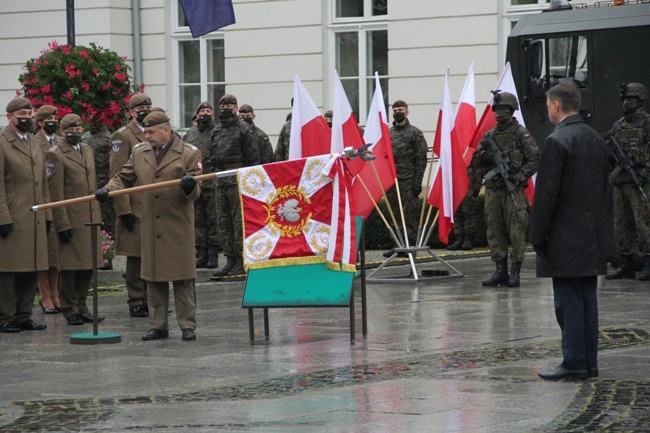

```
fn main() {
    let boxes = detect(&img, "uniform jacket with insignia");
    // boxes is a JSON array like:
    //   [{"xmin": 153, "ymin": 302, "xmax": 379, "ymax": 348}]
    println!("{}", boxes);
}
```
[{"xmin": 211, "ymin": 116, "xmax": 260, "ymax": 186}]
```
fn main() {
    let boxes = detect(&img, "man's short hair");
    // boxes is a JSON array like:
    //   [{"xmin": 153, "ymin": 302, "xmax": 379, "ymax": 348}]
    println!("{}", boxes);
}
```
[
  {"xmin": 392, "ymin": 100, "xmax": 408, "ymax": 109},
  {"xmin": 547, "ymin": 81, "xmax": 581, "ymax": 113}
]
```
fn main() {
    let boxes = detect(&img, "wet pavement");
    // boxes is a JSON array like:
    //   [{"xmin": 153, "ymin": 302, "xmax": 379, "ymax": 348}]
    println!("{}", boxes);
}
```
[{"xmin": 2, "ymin": 251, "xmax": 650, "ymax": 432}]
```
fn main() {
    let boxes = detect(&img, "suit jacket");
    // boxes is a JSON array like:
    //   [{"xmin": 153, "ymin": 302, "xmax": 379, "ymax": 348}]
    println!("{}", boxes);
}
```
[
  {"xmin": 0, "ymin": 127, "xmax": 50, "ymax": 272},
  {"xmin": 106, "ymin": 136, "xmax": 202, "ymax": 282}
]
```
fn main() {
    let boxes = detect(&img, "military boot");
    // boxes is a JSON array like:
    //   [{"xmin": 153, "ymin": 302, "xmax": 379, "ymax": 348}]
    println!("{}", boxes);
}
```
[
  {"xmin": 212, "ymin": 255, "xmax": 235, "ymax": 277},
  {"xmin": 606, "ymin": 254, "xmax": 636, "ymax": 279},
  {"xmin": 195, "ymin": 248, "xmax": 208, "ymax": 269},
  {"xmin": 508, "ymin": 262, "xmax": 521, "ymax": 287},
  {"xmin": 482, "ymin": 259, "xmax": 509, "ymax": 287},
  {"xmin": 638, "ymin": 255, "xmax": 650, "ymax": 281},
  {"xmin": 461, "ymin": 236, "xmax": 473, "ymax": 251},
  {"xmin": 228, "ymin": 256, "xmax": 245, "ymax": 276},
  {"xmin": 206, "ymin": 246, "xmax": 219, "ymax": 269},
  {"xmin": 447, "ymin": 236, "xmax": 464, "ymax": 251}
]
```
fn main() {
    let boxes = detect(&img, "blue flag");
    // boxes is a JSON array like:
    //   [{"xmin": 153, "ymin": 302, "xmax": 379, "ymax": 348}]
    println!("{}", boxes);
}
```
[{"xmin": 179, "ymin": 0, "xmax": 236, "ymax": 38}]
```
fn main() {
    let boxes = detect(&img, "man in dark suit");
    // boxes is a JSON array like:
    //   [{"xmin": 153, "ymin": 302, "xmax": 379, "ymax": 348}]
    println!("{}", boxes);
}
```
[{"xmin": 531, "ymin": 82, "xmax": 610, "ymax": 380}]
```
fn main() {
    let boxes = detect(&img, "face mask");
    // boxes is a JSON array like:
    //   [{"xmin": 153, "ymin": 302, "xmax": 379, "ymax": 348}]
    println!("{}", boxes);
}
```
[
  {"xmin": 241, "ymin": 117, "xmax": 253, "ymax": 125},
  {"xmin": 326, "ymin": 121, "xmax": 332, "ymax": 129},
  {"xmin": 15, "ymin": 117, "xmax": 33, "ymax": 133},
  {"xmin": 65, "ymin": 132, "xmax": 82, "ymax": 145},
  {"xmin": 219, "ymin": 108, "xmax": 234, "ymax": 119},
  {"xmin": 136, "ymin": 109, "xmax": 151, "ymax": 124},
  {"xmin": 197, "ymin": 114, "xmax": 213, "ymax": 125},
  {"xmin": 494, "ymin": 106, "xmax": 513, "ymax": 124},
  {"xmin": 393, "ymin": 112, "xmax": 405, "ymax": 123},
  {"xmin": 43, "ymin": 121, "xmax": 59, "ymax": 135},
  {"xmin": 623, "ymin": 98, "xmax": 641, "ymax": 116}
]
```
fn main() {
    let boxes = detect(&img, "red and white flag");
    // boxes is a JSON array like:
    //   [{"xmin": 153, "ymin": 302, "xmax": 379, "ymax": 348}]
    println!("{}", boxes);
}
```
[
  {"xmin": 467, "ymin": 62, "xmax": 536, "ymax": 204},
  {"xmin": 332, "ymin": 70, "xmax": 365, "ymax": 176},
  {"xmin": 453, "ymin": 61, "xmax": 477, "ymax": 161},
  {"xmin": 427, "ymin": 68, "xmax": 469, "ymax": 245},
  {"xmin": 351, "ymin": 73, "xmax": 396, "ymax": 220},
  {"xmin": 289, "ymin": 76, "xmax": 332, "ymax": 160}
]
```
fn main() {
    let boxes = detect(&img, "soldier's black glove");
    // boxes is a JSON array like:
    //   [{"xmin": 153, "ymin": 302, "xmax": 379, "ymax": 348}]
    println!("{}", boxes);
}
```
[
  {"xmin": 412, "ymin": 184, "xmax": 422, "ymax": 198},
  {"xmin": 95, "ymin": 187, "xmax": 111, "ymax": 203},
  {"xmin": 46, "ymin": 221, "xmax": 52, "ymax": 235},
  {"xmin": 478, "ymin": 150, "xmax": 494, "ymax": 166},
  {"xmin": 0, "ymin": 223, "xmax": 12, "ymax": 239},
  {"xmin": 180, "ymin": 175, "xmax": 197, "ymax": 194},
  {"xmin": 120, "ymin": 214, "xmax": 136, "ymax": 232},
  {"xmin": 58, "ymin": 229, "xmax": 73, "ymax": 244}
]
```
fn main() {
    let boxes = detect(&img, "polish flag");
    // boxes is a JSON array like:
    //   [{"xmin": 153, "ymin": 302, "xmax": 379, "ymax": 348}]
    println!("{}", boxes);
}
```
[
  {"xmin": 289, "ymin": 76, "xmax": 332, "ymax": 160},
  {"xmin": 453, "ymin": 62, "xmax": 477, "ymax": 161},
  {"xmin": 467, "ymin": 62, "xmax": 535, "ymax": 204},
  {"xmin": 427, "ymin": 68, "xmax": 470, "ymax": 245},
  {"xmin": 351, "ymin": 73, "xmax": 396, "ymax": 220},
  {"xmin": 331, "ymin": 70, "xmax": 365, "ymax": 176}
]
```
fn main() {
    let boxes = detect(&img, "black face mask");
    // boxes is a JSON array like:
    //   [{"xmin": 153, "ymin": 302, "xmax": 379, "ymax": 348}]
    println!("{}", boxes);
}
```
[
  {"xmin": 16, "ymin": 117, "xmax": 33, "ymax": 133},
  {"xmin": 197, "ymin": 114, "xmax": 213, "ymax": 125},
  {"xmin": 65, "ymin": 132, "xmax": 82, "ymax": 145},
  {"xmin": 43, "ymin": 121, "xmax": 59, "ymax": 135},
  {"xmin": 393, "ymin": 112, "xmax": 406, "ymax": 123},
  {"xmin": 494, "ymin": 106, "xmax": 513, "ymax": 124},
  {"xmin": 219, "ymin": 108, "xmax": 234, "ymax": 120},
  {"xmin": 241, "ymin": 117, "xmax": 253, "ymax": 125},
  {"xmin": 623, "ymin": 98, "xmax": 641, "ymax": 116},
  {"xmin": 136, "ymin": 109, "xmax": 151, "ymax": 124}
]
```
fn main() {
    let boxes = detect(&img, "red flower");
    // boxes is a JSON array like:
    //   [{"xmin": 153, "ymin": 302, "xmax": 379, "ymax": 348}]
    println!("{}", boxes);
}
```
[
  {"xmin": 103, "ymin": 81, "xmax": 112, "ymax": 90},
  {"xmin": 63, "ymin": 91, "xmax": 73, "ymax": 100},
  {"xmin": 40, "ymin": 85, "xmax": 51, "ymax": 93},
  {"xmin": 27, "ymin": 88, "xmax": 39, "ymax": 95},
  {"xmin": 92, "ymin": 67, "xmax": 99, "ymax": 75},
  {"xmin": 61, "ymin": 45, "xmax": 72, "ymax": 55},
  {"xmin": 79, "ymin": 50, "xmax": 90, "ymax": 59},
  {"xmin": 48, "ymin": 40, "xmax": 59, "ymax": 50},
  {"xmin": 81, "ymin": 82, "xmax": 90, "ymax": 91},
  {"xmin": 114, "ymin": 72, "xmax": 127, "ymax": 82}
]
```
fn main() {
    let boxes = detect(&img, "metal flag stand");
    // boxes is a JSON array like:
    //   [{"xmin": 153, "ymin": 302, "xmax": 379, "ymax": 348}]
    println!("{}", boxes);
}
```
[
  {"xmin": 69, "ymin": 222, "xmax": 121, "ymax": 345},
  {"xmin": 366, "ymin": 245, "xmax": 463, "ymax": 283}
]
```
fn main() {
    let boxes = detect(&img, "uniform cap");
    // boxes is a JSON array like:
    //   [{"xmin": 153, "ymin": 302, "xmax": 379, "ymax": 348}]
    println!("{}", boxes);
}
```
[
  {"xmin": 128, "ymin": 93, "xmax": 152, "ymax": 109},
  {"xmin": 392, "ymin": 100, "xmax": 408, "ymax": 109},
  {"xmin": 151, "ymin": 107, "xmax": 166, "ymax": 113},
  {"xmin": 219, "ymin": 94, "xmax": 237, "ymax": 105},
  {"xmin": 6, "ymin": 97, "xmax": 32, "ymax": 113},
  {"xmin": 142, "ymin": 111, "xmax": 170, "ymax": 127},
  {"xmin": 35, "ymin": 105, "xmax": 58, "ymax": 122},
  {"xmin": 60, "ymin": 114, "xmax": 82, "ymax": 129},
  {"xmin": 196, "ymin": 101, "xmax": 213, "ymax": 112},
  {"xmin": 238, "ymin": 104, "xmax": 254, "ymax": 114}
]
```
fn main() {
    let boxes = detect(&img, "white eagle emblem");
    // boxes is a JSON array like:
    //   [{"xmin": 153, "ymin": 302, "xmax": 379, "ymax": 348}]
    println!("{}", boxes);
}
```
[{"xmin": 277, "ymin": 199, "xmax": 301, "ymax": 222}]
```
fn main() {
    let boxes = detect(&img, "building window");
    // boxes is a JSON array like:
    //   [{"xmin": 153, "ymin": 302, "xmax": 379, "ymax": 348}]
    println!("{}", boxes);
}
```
[{"xmin": 335, "ymin": 0, "xmax": 387, "ymax": 18}]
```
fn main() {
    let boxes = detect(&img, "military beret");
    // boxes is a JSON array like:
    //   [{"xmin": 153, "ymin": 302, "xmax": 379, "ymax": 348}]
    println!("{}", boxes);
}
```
[
  {"xmin": 196, "ymin": 101, "xmax": 213, "ymax": 112},
  {"xmin": 60, "ymin": 114, "xmax": 82, "ymax": 129},
  {"xmin": 392, "ymin": 100, "xmax": 408, "ymax": 109},
  {"xmin": 238, "ymin": 104, "xmax": 254, "ymax": 114},
  {"xmin": 35, "ymin": 105, "xmax": 58, "ymax": 122},
  {"xmin": 219, "ymin": 94, "xmax": 238, "ymax": 106},
  {"xmin": 6, "ymin": 97, "xmax": 32, "ymax": 113},
  {"xmin": 324, "ymin": 110, "xmax": 333, "ymax": 119},
  {"xmin": 128, "ymin": 93, "xmax": 152, "ymax": 109},
  {"xmin": 151, "ymin": 106, "xmax": 166, "ymax": 113},
  {"xmin": 142, "ymin": 111, "xmax": 170, "ymax": 127}
]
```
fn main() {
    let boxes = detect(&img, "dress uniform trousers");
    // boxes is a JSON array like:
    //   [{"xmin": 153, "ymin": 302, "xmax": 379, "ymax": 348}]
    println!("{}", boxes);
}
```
[{"xmin": 147, "ymin": 279, "xmax": 196, "ymax": 331}]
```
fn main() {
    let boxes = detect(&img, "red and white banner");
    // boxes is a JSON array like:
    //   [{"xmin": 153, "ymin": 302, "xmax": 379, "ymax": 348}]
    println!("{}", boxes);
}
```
[
  {"xmin": 239, "ymin": 154, "xmax": 356, "ymax": 272},
  {"xmin": 332, "ymin": 70, "xmax": 365, "ymax": 176},
  {"xmin": 289, "ymin": 76, "xmax": 332, "ymax": 160}
]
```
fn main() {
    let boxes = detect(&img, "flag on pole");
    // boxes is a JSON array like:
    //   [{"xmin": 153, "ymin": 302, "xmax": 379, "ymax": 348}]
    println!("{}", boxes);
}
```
[
  {"xmin": 351, "ymin": 73, "xmax": 396, "ymax": 219},
  {"xmin": 453, "ymin": 61, "xmax": 477, "ymax": 158},
  {"xmin": 427, "ymin": 68, "xmax": 469, "ymax": 244},
  {"xmin": 289, "ymin": 76, "xmax": 332, "ymax": 160},
  {"xmin": 179, "ymin": 0, "xmax": 236, "ymax": 38},
  {"xmin": 467, "ymin": 62, "xmax": 536, "ymax": 204},
  {"xmin": 331, "ymin": 70, "xmax": 365, "ymax": 176}
]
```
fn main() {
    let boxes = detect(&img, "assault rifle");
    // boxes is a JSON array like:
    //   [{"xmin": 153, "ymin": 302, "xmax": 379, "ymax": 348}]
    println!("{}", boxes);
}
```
[
  {"xmin": 482, "ymin": 131, "xmax": 519, "ymax": 210},
  {"xmin": 608, "ymin": 133, "xmax": 648, "ymax": 202}
]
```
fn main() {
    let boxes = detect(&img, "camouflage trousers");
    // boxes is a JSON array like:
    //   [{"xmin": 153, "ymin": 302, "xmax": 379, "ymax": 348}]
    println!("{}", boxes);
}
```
[
  {"xmin": 215, "ymin": 183, "xmax": 243, "ymax": 258},
  {"xmin": 99, "ymin": 200, "xmax": 116, "ymax": 241},
  {"xmin": 386, "ymin": 180, "xmax": 422, "ymax": 247},
  {"xmin": 484, "ymin": 187, "xmax": 529, "ymax": 263},
  {"xmin": 194, "ymin": 182, "xmax": 220, "ymax": 251},
  {"xmin": 452, "ymin": 194, "xmax": 476, "ymax": 239},
  {"xmin": 612, "ymin": 182, "xmax": 650, "ymax": 255}
]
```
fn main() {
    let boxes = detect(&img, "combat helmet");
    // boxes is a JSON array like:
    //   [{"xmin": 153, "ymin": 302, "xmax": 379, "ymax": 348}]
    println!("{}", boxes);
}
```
[
  {"xmin": 620, "ymin": 82, "xmax": 648, "ymax": 102},
  {"xmin": 492, "ymin": 91, "xmax": 519, "ymax": 111}
]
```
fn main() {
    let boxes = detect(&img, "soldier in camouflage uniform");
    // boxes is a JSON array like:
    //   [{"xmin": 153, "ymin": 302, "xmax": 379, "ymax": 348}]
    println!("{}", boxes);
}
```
[
  {"xmin": 183, "ymin": 101, "xmax": 220, "ymax": 269},
  {"xmin": 472, "ymin": 91, "xmax": 538, "ymax": 287},
  {"xmin": 274, "ymin": 100, "xmax": 293, "ymax": 162},
  {"xmin": 239, "ymin": 104, "xmax": 274, "ymax": 164},
  {"xmin": 383, "ymin": 100, "xmax": 428, "ymax": 257},
  {"xmin": 211, "ymin": 94, "xmax": 260, "ymax": 277},
  {"xmin": 83, "ymin": 123, "xmax": 115, "ymax": 270},
  {"xmin": 605, "ymin": 82, "xmax": 650, "ymax": 281},
  {"xmin": 447, "ymin": 165, "xmax": 480, "ymax": 251}
]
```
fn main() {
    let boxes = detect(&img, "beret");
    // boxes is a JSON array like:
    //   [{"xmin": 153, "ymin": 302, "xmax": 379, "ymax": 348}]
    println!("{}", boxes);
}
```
[
  {"xmin": 219, "ymin": 94, "xmax": 237, "ymax": 105},
  {"xmin": 238, "ymin": 104, "xmax": 254, "ymax": 114},
  {"xmin": 324, "ymin": 110, "xmax": 333, "ymax": 119},
  {"xmin": 60, "ymin": 114, "xmax": 82, "ymax": 129},
  {"xmin": 392, "ymin": 100, "xmax": 408, "ymax": 109},
  {"xmin": 151, "ymin": 107, "xmax": 166, "ymax": 113},
  {"xmin": 35, "ymin": 105, "xmax": 58, "ymax": 122},
  {"xmin": 196, "ymin": 101, "xmax": 213, "ymax": 112},
  {"xmin": 128, "ymin": 93, "xmax": 152, "ymax": 109},
  {"xmin": 6, "ymin": 97, "xmax": 32, "ymax": 113},
  {"xmin": 142, "ymin": 111, "xmax": 170, "ymax": 127}
]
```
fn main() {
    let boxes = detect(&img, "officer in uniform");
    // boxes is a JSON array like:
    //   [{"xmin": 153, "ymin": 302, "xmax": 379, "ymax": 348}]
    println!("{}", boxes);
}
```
[
  {"xmin": 274, "ymin": 101, "xmax": 292, "ymax": 162},
  {"xmin": 383, "ymin": 100, "xmax": 428, "ymax": 257},
  {"xmin": 183, "ymin": 101, "xmax": 220, "ymax": 269},
  {"xmin": 109, "ymin": 92, "xmax": 151, "ymax": 317},
  {"xmin": 97, "ymin": 112, "xmax": 202, "ymax": 341},
  {"xmin": 211, "ymin": 94, "xmax": 260, "ymax": 277},
  {"xmin": 472, "ymin": 91, "xmax": 539, "ymax": 287},
  {"xmin": 239, "ymin": 104, "xmax": 274, "ymax": 164},
  {"xmin": 605, "ymin": 82, "xmax": 650, "ymax": 281},
  {"xmin": 0, "ymin": 97, "xmax": 49, "ymax": 333},
  {"xmin": 83, "ymin": 122, "xmax": 115, "ymax": 269}
]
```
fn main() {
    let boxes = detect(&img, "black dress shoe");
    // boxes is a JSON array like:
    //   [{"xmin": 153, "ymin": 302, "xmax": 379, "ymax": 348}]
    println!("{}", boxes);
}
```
[
  {"xmin": 181, "ymin": 329, "xmax": 196, "ymax": 341},
  {"xmin": 588, "ymin": 368, "xmax": 599, "ymax": 378},
  {"xmin": 81, "ymin": 313, "xmax": 105, "ymax": 323},
  {"xmin": 130, "ymin": 304, "xmax": 149, "ymax": 318},
  {"xmin": 142, "ymin": 329, "xmax": 169, "ymax": 341},
  {"xmin": 15, "ymin": 319, "xmax": 47, "ymax": 331},
  {"xmin": 0, "ymin": 321, "xmax": 21, "ymax": 333},
  {"xmin": 66, "ymin": 314, "xmax": 84, "ymax": 326},
  {"xmin": 538, "ymin": 365, "xmax": 588, "ymax": 381}
]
